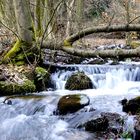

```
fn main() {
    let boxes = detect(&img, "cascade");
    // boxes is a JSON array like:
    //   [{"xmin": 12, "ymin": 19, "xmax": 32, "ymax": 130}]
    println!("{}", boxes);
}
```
[
  {"xmin": 52, "ymin": 64, "xmax": 140, "ymax": 89},
  {"xmin": 0, "ymin": 64, "xmax": 140, "ymax": 140}
]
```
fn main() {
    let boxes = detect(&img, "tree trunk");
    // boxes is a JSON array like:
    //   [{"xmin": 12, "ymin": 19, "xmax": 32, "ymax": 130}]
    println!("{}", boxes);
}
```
[
  {"xmin": 43, "ymin": 0, "xmax": 56, "ymax": 40},
  {"xmin": 14, "ymin": 0, "xmax": 34, "ymax": 43},
  {"xmin": 0, "ymin": 0, "xmax": 15, "ymax": 28},
  {"xmin": 41, "ymin": 24, "xmax": 140, "ymax": 58},
  {"xmin": 35, "ymin": 0, "xmax": 44, "ymax": 37},
  {"xmin": 125, "ymin": 0, "xmax": 132, "ymax": 46},
  {"xmin": 76, "ymin": 0, "xmax": 84, "ymax": 21},
  {"xmin": 3, "ymin": 0, "xmax": 36, "ymax": 65},
  {"xmin": 66, "ymin": 24, "xmax": 140, "ymax": 45},
  {"xmin": 66, "ymin": 0, "xmax": 75, "ymax": 37}
]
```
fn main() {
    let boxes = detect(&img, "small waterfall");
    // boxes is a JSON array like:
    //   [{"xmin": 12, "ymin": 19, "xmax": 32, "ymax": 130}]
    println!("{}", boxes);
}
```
[
  {"xmin": 1, "ymin": 64, "xmax": 140, "ymax": 140},
  {"xmin": 51, "ymin": 64, "xmax": 140, "ymax": 90}
]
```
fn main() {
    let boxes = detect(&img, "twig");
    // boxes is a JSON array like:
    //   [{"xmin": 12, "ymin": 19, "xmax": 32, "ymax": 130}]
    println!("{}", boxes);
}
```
[
  {"xmin": 0, "ymin": 20, "xmax": 19, "ymax": 39},
  {"xmin": 39, "ymin": 0, "xmax": 65, "ymax": 62},
  {"xmin": 129, "ymin": 16, "xmax": 140, "ymax": 24}
]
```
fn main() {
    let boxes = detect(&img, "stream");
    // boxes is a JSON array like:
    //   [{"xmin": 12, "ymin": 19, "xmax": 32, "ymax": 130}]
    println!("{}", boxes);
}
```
[{"xmin": 1, "ymin": 63, "xmax": 140, "ymax": 140}]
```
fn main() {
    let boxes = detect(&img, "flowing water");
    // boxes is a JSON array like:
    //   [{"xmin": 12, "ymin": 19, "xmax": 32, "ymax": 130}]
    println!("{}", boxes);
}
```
[{"xmin": 1, "ymin": 63, "xmax": 140, "ymax": 140}]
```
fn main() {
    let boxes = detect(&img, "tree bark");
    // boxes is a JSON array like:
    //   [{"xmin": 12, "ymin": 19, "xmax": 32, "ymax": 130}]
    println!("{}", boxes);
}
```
[
  {"xmin": 3, "ymin": 0, "xmax": 36, "ymax": 64},
  {"xmin": 0, "ymin": 0, "xmax": 15, "ymax": 28},
  {"xmin": 43, "ymin": 0, "xmax": 56, "ymax": 40},
  {"xmin": 76, "ymin": 0, "xmax": 84, "ymax": 20},
  {"xmin": 41, "ymin": 40, "xmax": 140, "ymax": 58},
  {"xmin": 35, "ymin": 0, "xmax": 44, "ymax": 37},
  {"xmin": 13, "ymin": 0, "xmax": 34, "ymax": 43},
  {"xmin": 66, "ymin": 0, "xmax": 75, "ymax": 37},
  {"xmin": 62, "ymin": 47, "xmax": 140, "ymax": 58},
  {"xmin": 41, "ymin": 24, "xmax": 140, "ymax": 58},
  {"xmin": 66, "ymin": 24, "xmax": 140, "ymax": 45}
]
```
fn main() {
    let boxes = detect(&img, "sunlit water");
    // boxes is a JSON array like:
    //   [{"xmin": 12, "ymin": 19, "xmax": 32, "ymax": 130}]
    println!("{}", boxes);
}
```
[{"xmin": 1, "ymin": 64, "xmax": 140, "ymax": 140}]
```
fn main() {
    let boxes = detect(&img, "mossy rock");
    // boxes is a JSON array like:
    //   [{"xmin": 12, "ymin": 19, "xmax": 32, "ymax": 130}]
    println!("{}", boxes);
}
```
[
  {"xmin": 0, "ymin": 80, "xmax": 36, "ymax": 96},
  {"xmin": 84, "ymin": 116, "xmax": 109, "ymax": 132},
  {"xmin": 34, "ymin": 67, "xmax": 54, "ymax": 91},
  {"xmin": 65, "ymin": 72, "xmax": 95, "ymax": 90},
  {"xmin": 57, "ymin": 94, "xmax": 90, "ymax": 115},
  {"xmin": 120, "ymin": 97, "xmax": 140, "ymax": 115}
]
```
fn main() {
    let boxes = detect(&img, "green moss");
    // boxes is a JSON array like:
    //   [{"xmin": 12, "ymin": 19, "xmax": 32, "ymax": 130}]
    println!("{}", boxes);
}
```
[
  {"xmin": 35, "ymin": 67, "xmax": 49, "ymax": 80},
  {"xmin": 2, "ymin": 38, "xmax": 38, "ymax": 65},
  {"xmin": 121, "ymin": 131, "xmax": 133, "ymax": 139},
  {"xmin": 0, "ymin": 80, "xmax": 36, "ymax": 96},
  {"xmin": 34, "ymin": 67, "xmax": 50, "ymax": 91},
  {"xmin": 130, "ymin": 41, "xmax": 140, "ymax": 49},
  {"xmin": 15, "ymin": 61, "xmax": 25, "ymax": 66},
  {"xmin": 16, "ymin": 53, "xmax": 25, "ymax": 60},
  {"xmin": 35, "ymin": 67, "xmax": 47, "ymax": 74},
  {"xmin": 3, "ymin": 39, "xmax": 22, "ymax": 62},
  {"xmin": 23, "ymin": 80, "xmax": 36, "ymax": 91},
  {"xmin": 64, "ymin": 40, "xmax": 72, "ymax": 47},
  {"xmin": 2, "ymin": 39, "xmax": 32, "ymax": 63}
]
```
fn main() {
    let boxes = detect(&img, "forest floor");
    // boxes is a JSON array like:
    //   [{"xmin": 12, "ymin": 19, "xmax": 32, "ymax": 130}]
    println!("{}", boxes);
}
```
[
  {"xmin": 1, "ymin": 26, "xmax": 140, "ymax": 65},
  {"xmin": 74, "ymin": 37, "xmax": 126, "ymax": 50}
]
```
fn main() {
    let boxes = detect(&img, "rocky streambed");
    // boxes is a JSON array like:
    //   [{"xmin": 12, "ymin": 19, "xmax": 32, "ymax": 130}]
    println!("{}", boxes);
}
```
[{"xmin": 0, "ymin": 64, "xmax": 140, "ymax": 139}]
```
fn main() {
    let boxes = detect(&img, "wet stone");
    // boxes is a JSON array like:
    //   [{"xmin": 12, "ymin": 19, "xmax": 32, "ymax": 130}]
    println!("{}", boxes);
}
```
[
  {"xmin": 120, "ymin": 97, "xmax": 140, "ymax": 115},
  {"xmin": 101, "ymin": 112, "xmax": 123, "ymax": 135},
  {"xmin": 84, "ymin": 116, "xmax": 109, "ymax": 132},
  {"xmin": 57, "ymin": 94, "xmax": 90, "ymax": 115},
  {"xmin": 65, "ymin": 72, "xmax": 95, "ymax": 90}
]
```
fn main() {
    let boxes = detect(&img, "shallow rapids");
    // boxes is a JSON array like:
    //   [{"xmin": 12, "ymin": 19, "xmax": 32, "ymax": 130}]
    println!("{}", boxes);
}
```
[{"xmin": 1, "ymin": 64, "xmax": 140, "ymax": 140}]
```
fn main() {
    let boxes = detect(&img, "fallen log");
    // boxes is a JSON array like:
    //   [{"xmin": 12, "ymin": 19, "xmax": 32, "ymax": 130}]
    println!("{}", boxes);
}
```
[{"xmin": 41, "ymin": 24, "xmax": 140, "ymax": 58}]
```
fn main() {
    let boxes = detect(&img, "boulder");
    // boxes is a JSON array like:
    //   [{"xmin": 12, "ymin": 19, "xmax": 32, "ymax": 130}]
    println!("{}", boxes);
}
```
[
  {"xmin": 101, "ymin": 112, "xmax": 123, "ymax": 135},
  {"xmin": 57, "ymin": 94, "xmax": 90, "ymax": 115},
  {"xmin": 65, "ymin": 72, "xmax": 94, "ymax": 90},
  {"xmin": 83, "ymin": 112, "xmax": 123, "ymax": 139},
  {"xmin": 120, "ymin": 97, "xmax": 140, "ymax": 115},
  {"xmin": 84, "ymin": 116, "xmax": 109, "ymax": 132}
]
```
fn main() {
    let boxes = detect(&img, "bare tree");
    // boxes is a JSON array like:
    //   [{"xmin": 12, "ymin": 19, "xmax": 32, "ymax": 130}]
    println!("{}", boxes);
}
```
[{"xmin": 3, "ymin": 0, "xmax": 35, "ymax": 63}]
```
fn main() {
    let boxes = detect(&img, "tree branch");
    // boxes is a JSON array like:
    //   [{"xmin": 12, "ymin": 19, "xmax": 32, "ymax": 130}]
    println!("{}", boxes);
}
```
[
  {"xmin": 66, "ymin": 24, "xmax": 140, "ymax": 45},
  {"xmin": 41, "ymin": 23, "xmax": 140, "ymax": 58}
]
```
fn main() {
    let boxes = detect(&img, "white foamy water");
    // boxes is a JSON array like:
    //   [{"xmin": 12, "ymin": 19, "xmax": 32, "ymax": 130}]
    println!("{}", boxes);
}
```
[
  {"xmin": 0, "ymin": 64, "xmax": 140, "ymax": 140},
  {"xmin": 52, "ymin": 64, "xmax": 140, "ymax": 90}
]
